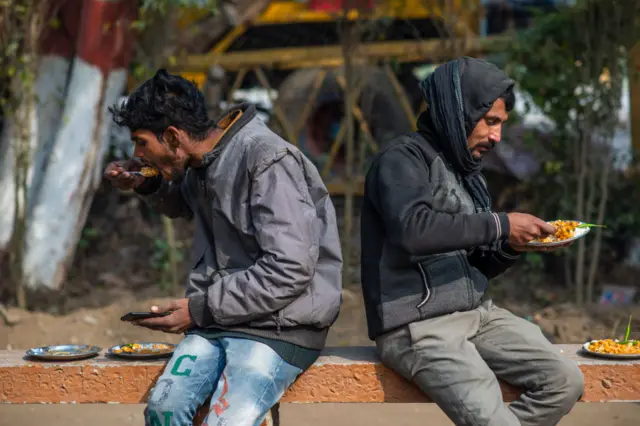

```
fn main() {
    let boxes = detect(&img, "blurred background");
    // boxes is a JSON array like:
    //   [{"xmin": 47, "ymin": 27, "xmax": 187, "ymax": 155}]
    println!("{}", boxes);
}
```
[{"xmin": 1, "ymin": 0, "xmax": 639, "ymax": 424}]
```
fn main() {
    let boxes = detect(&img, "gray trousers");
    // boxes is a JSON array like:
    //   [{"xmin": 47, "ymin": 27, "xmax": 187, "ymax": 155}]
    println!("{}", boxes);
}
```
[{"xmin": 376, "ymin": 300, "xmax": 584, "ymax": 426}]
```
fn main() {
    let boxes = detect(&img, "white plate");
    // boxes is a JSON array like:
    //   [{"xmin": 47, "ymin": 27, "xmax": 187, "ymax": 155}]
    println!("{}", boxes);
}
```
[
  {"xmin": 527, "ymin": 220, "xmax": 591, "ymax": 247},
  {"xmin": 581, "ymin": 341, "xmax": 640, "ymax": 360}
]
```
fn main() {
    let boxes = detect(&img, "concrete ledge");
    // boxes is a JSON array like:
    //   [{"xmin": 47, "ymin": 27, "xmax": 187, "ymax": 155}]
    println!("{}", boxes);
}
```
[{"xmin": 1, "ymin": 345, "xmax": 640, "ymax": 405}]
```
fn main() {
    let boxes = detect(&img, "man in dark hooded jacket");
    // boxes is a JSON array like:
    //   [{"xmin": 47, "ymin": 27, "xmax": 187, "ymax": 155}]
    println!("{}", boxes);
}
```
[{"xmin": 360, "ymin": 57, "xmax": 584, "ymax": 425}]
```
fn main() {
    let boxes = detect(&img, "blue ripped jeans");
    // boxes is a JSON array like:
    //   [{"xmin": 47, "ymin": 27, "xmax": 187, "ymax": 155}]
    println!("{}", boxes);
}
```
[{"xmin": 145, "ymin": 335, "xmax": 303, "ymax": 426}]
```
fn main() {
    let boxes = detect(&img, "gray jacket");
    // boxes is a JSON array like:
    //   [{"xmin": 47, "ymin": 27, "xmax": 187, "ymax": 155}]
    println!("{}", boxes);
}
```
[{"xmin": 136, "ymin": 104, "xmax": 343, "ymax": 350}]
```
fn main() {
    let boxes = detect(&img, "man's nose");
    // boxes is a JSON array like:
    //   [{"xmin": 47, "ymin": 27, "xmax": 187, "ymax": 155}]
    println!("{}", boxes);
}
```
[
  {"xmin": 489, "ymin": 129, "xmax": 502, "ymax": 144},
  {"xmin": 133, "ymin": 146, "xmax": 145, "ymax": 158}
]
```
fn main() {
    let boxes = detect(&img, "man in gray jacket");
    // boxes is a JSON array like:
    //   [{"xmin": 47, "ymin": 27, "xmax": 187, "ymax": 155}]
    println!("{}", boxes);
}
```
[
  {"xmin": 104, "ymin": 69, "xmax": 342, "ymax": 426},
  {"xmin": 360, "ymin": 57, "xmax": 583, "ymax": 426}
]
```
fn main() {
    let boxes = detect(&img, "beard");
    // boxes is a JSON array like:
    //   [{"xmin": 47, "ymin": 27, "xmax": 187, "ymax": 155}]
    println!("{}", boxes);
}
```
[
  {"xmin": 168, "ymin": 166, "xmax": 186, "ymax": 181},
  {"xmin": 152, "ymin": 151, "xmax": 189, "ymax": 181},
  {"xmin": 470, "ymin": 140, "xmax": 496, "ymax": 159}
]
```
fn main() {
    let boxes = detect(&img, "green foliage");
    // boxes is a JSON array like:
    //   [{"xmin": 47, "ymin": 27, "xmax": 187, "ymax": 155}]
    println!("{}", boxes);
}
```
[
  {"xmin": 506, "ymin": 0, "xmax": 636, "ymax": 218},
  {"xmin": 78, "ymin": 227, "xmax": 101, "ymax": 250},
  {"xmin": 504, "ymin": 0, "xmax": 639, "ymax": 294},
  {"xmin": 128, "ymin": 0, "xmax": 219, "ymax": 85},
  {"xmin": 0, "ymin": 0, "xmax": 51, "ymax": 308},
  {"xmin": 151, "ymin": 238, "xmax": 185, "ymax": 292},
  {"xmin": 507, "ymin": 1, "xmax": 634, "ymax": 128},
  {"xmin": 0, "ymin": 1, "xmax": 34, "ymax": 114},
  {"xmin": 140, "ymin": 0, "xmax": 218, "ymax": 15},
  {"xmin": 599, "ymin": 157, "xmax": 640, "ymax": 238},
  {"xmin": 132, "ymin": 0, "xmax": 218, "ymax": 32}
]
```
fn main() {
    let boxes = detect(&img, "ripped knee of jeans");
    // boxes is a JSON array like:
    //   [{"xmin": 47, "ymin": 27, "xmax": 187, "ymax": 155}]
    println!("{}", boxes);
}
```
[
  {"xmin": 208, "ymin": 404, "xmax": 263, "ymax": 426},
  {"xmin": 149, "ymin": 379, "xmax": 175, "ymax": 407}
]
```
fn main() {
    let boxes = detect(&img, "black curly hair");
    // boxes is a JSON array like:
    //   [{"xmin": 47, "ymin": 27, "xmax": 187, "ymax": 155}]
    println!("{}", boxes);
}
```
[{"xmin": 109, "ymin": 69, "xmax": 215, "ymax": 142}]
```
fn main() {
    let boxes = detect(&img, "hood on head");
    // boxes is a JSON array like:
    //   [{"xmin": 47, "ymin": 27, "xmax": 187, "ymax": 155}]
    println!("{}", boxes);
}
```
[
  {"xmin": 417, "ymin": 56, "xmax": 515, "ymax": 175},
  {"xmin": 457, "ymin": 57, "xmax": 515, "ymax": 137}
]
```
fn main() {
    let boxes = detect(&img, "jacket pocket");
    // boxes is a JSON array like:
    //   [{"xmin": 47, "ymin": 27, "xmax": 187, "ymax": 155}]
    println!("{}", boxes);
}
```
[
  {"xmin": 416, "ymin": 262, "xmax": 431, "ymax": 309},
  {"xmin": 275, "ymin": 283, "xmax": 315, "ymax": 327},
  {"xmin": 416, "ymin": 253, "xmax": 471, "ymax": 319}
]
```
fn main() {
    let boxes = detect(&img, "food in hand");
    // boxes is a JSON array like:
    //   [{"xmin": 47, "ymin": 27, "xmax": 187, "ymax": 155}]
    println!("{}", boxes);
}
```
[
  {"xmin": 587, "ymin": 339, "xmax": 640, "ymax": 355},
  {"xmin": 140, "ymin": 167, "xmax": 159, "ymax": 177},
  {"xmin": 112, "ymin": 343, "xmax": 172, "ymax": 355},
  {"xmin": 530, "ymin": 220, "xmax": 605, "ymax": 244},
  {"xmin": 530, "ymin": 220, "xmax": 580, "ymax": 244}
]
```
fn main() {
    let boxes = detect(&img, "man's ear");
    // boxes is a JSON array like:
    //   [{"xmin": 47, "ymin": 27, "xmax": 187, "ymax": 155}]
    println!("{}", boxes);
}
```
[{"xmin": 164, "ymin": 126, "xmax": 182, "ymax": 152}]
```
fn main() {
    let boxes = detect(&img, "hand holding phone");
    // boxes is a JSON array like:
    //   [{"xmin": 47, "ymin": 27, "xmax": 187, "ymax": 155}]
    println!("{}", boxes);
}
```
[{"xmin": 120, "ymin": 311, "xmax": 171, "ymax": 322}]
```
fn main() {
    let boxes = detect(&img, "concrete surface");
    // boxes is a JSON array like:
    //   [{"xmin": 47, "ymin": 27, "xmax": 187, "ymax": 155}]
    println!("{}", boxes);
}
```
[{"xmin": 2, "ymin": 403, "xmax": 640, "ymax": 426}]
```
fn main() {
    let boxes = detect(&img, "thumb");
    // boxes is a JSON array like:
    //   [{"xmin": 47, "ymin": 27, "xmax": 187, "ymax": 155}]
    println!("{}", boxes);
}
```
[
  {"xmin": 538, "ymin": 220, "xmax": 556, "ymax": 235},
  {"xmin": 166, "ymin": 300, "xmax": 181, "ymax": 311},
  {"xmin": 152, "ymin": 300, "xmax": 179, "ymax": 313}
]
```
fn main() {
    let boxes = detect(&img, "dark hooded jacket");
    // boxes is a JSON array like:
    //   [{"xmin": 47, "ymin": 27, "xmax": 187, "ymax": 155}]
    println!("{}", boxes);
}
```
[{"xmin": 360, "ymin": 57, "xmax": 521, "ymax": 340}]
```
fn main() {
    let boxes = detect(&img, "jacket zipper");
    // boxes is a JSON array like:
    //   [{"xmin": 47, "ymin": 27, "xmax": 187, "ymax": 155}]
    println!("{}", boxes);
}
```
[
  {"xmin": 275, "ymin": 310, "xmax": 283, "ymax": 335},
  {"xmin": 416, "ymin": 263, "xmax": 432, "ymax": 309}
]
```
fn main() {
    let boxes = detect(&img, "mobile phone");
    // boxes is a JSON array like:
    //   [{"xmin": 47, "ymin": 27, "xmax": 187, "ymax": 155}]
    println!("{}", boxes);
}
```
[{"xmin": 120, "ymin": 311, "xmax": 170, "ymax": 322}]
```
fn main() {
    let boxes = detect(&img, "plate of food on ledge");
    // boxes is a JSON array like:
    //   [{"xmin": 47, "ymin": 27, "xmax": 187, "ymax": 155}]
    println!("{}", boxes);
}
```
[
  {"xmin": 527, "ymin": 220, "xmax": 605, "ymax": 248},
  {"xmin": 581, "ymin": 315, "xmax": 640, "ymax": 359},
  {"xmin": 26, "ymin": 344, "xmax": 102, "ymax": 361},
  {"xmin": 107, "ymin": 342, "xmax": 176, "ymax": 360}
]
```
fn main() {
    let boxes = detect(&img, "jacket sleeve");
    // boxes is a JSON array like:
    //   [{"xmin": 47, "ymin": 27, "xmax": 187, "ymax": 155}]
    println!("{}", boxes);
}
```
[
  {"xmin": 135, "ymin": 176, "xmax": 193, "ymax": 220},
  {"xmin": 467, "ymin": 241, "xmax": 521, "ymax": 279},
  {"xmin": 371, "ymin": 143, "xmax": 510, "ymax": 255},
  {"xmin": 188, "ymin": 151, "xmax": 320, "ymax": 327}
]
